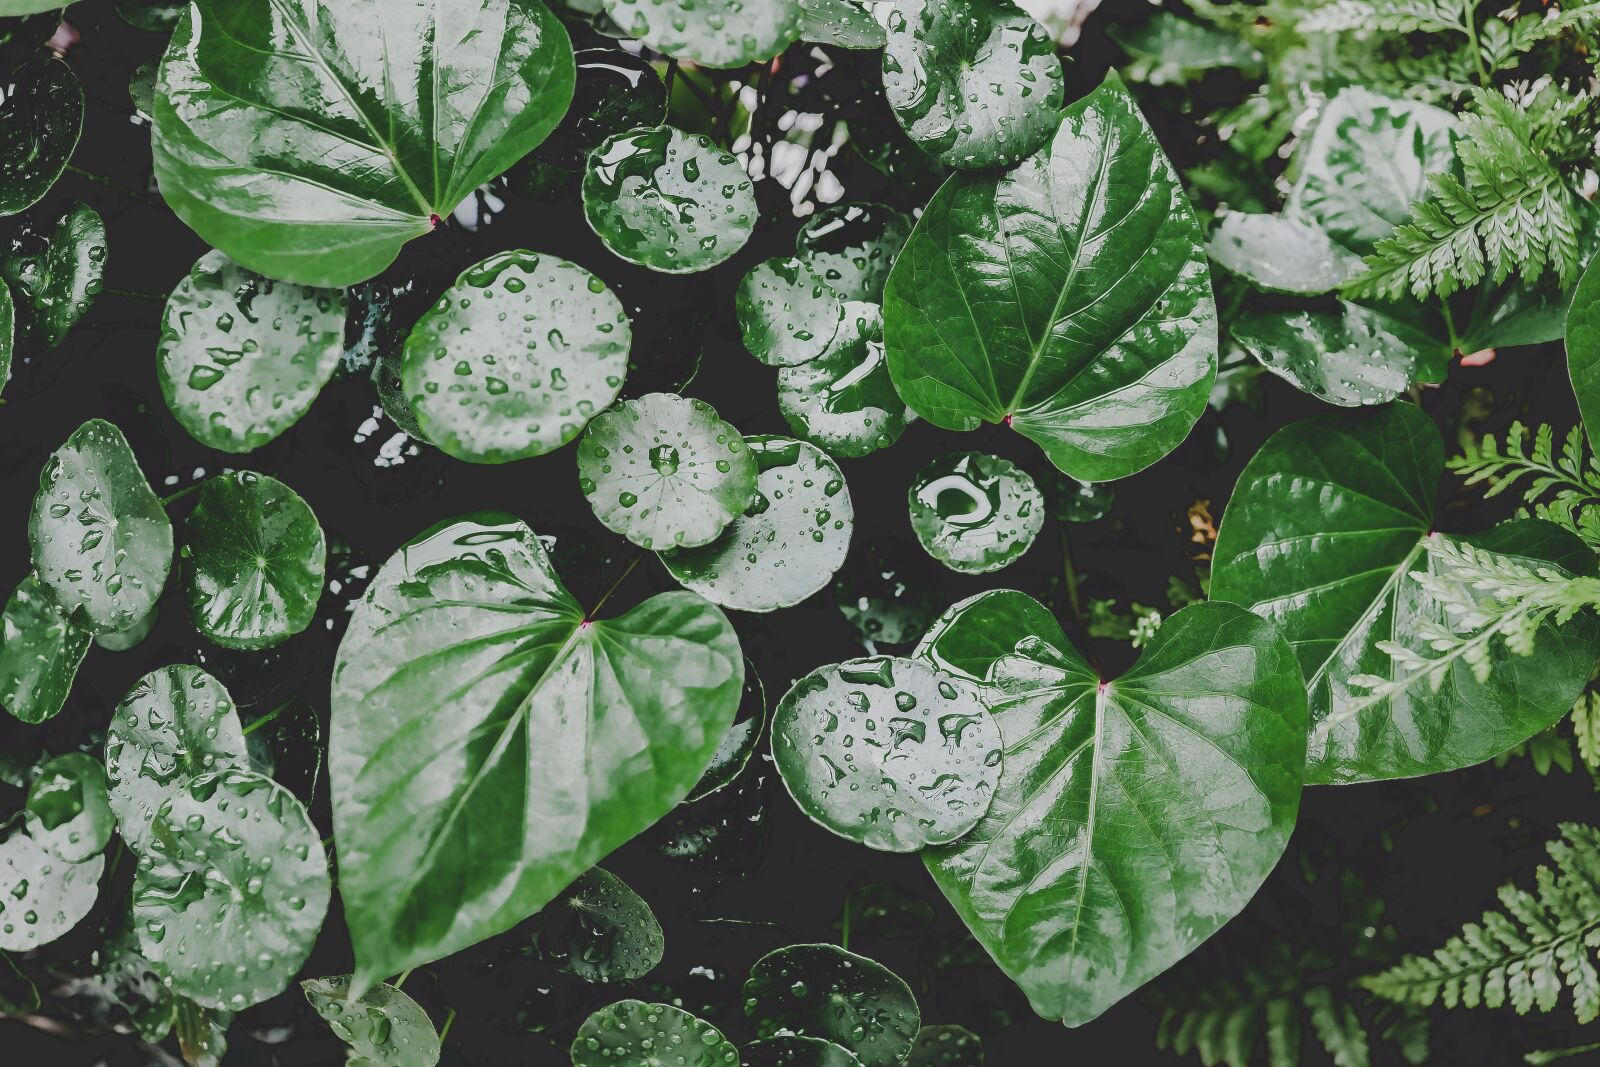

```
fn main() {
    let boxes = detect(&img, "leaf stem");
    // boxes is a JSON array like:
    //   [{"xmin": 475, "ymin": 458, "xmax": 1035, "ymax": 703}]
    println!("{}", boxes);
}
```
[
  {"xmin": 63, "ymin": 163, "xmax": 148, "ymax": 202},
  {"xmin": 160, "ymin": 483, "xmax": 202, "ymax": 507},
  {"xmin": 840, "ymin": 892, "xmax": 851, "ymax": 952},
  {"xmin": 1462, "ymin": 0, "xmax": 1490, "ymax": 87},
  {"xmin": 439, "ymin": 1006, "xmax": 457, "ymax": 1045},
  {"xmin": 241, "ymin": 697, "xmax": 294, "ymax": 737},
  {"xmin": 393, "ymin": 967, "xmax": 413, "ymax": 990},
  {"xmin": 1059, "ymin": 528, "xmax": 1084, "ymax": 628},
  {"xmin": 586, "ymin": 549, "xmax": 646, "ymax": 621}
]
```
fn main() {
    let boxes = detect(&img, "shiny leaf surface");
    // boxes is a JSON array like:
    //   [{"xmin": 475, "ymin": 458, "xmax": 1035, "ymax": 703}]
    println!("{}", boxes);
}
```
[
  {"xmin": 744, "ymin": 944, "xmax": 920, "ymax": 1067},
  {"xmin": 0, "ymin": 573, "xmax": 89, "ymax": 724},
  {"xmin": 777, "ymin": 304, "xmax": 910, "ymax": 459},
  {"xmin": 536, "ymin": 49, "xmax": 666, "ymax": 170},
  {"xmin": 25, "ymin": 753, "xmax": 113, "ymax": 863},
  {"xmin": 1207, "ymin": 213, "xmax": 1360, "ymax": 295},
  {"xmin": 908, "ymin": 451, "xmax": 1043, "ymax": 574},
  {"xmin": 1568, "ymin": 254, "xmax": 1600, "ymax": 445},
  {"xmin": 600, "ymin": 0, "xmax": 799, "ymax": 67},
  {"xmin": 1230, "ymin": 303, "xmax": 1416, "ymax": 407},
  {"xmin": 795, "ymin": 203, "xmax": 912, "ymax": 304},
  {"xmin": 738, "ymin": 257, "xmax": 845, "ymax": 367},
  {"xmin": 0, "ymin": 202, "xmax": 106, "ymax": 351},
  {"xmin": 530, "ymin": 866, "xmax": 664, "ymax": 982},
  {"xmin": 0, "ymin": 831, "xmax": 102, "ymax": 951},
  {"xmin": 303, "ymin": 975, "xmax": 441, "ymax": 1067},
  {"xmin": 744, "ymin": 1036, "xmax": 865, "ymax": 1067},
  {"xmin": 0, "ymin": 57, "xmax": 82, "ymax": 217}
]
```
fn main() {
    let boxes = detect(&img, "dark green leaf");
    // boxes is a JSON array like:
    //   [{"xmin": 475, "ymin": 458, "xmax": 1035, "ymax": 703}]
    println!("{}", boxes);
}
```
[
  {"xmin": 917, "ymin": 594, "xmax": 1306, "ymax": 1025},
  {"xmin": 738, "ymin": 257, "xmax": 844, "ymax": 367},
  {"xmin": 600, "ymin": 0, "xmax": 798, "ymax": 67},
  {"xmin": 571, "ymin": 999, "xmax": 739, "ymax": 1066},
  {"xmin": 183, "ymin": 471, "xmax": 326, "ymax": 650},
  {"xmin": 1208, "ymin": 213, "xmax": 1361, "ymax": 295},
  {"xmin": 531, "ymin": 866, "xmax": 664, "ymax": 982},
  {"xmin": 794, "ymin": 202, "xmax": 912, "ymax": 304},
  {"xmin": 0, "ymin": 830, "xmax": 102, "ymax": 951},
  {"xmin": 777, "ymin": 304, "xmax": 910, "ymax": 459},
  {"xmin": 115, "ymin": 0, "xmax": 185, "ymax": 30},
  {"xmin": 0, "ymin": 201, "xmax": 106, "ymax": 350},
  {"xmin": 883, "ymin": 77, "xmax": 1216, "ymax": 480},
  {"xmin": 0, "ymin": 56, "xmax": 82, "ymax": 217},
  {"xmin": 0, "ymin": 573, "xmax": 89, "ymax": 724},
  {"xmin": 0, "ymin": 281, "xmax": 12, "ymax": 389},
  {"xmin": 403, "ymin": 250, "xmax": 629, "ymax": 462},
  {"xmin": 1109, "ymin": 12, "xmax": 1262, "ymax": 85},
  {"xmin": 688, "ymin": 661, "xmax": 767, "ymax": 801},
  {"xmin": 1568, "ymin": 254, "xmax": 1600, "ymax": 446},
  {"xmin": 25, "ymin": 752, "xmax": 113, "ymax": 863},
  {"xmin": 29, "ymin": 419, "xmax": 172, "ymax": 635},
  {"xmin": 908, "ymin": 1024, "xmax": 985, "ymax": 1066},
  {"xmin": 744, "ymin": 944, "xmax": 919, "ymax": 1067},
  {"xmin": 157, "ymin": 250, "xmax": 345, "ymax": 453},
  {"xmin": 744, "ymin": 1036, "xmax": 864, "ymax": 1067},
  {"xmin": 832, "ymin": 540, "xmax": 940, "ymax": 646},
  {"xmin": 152, "ymin": 0, "xmax": 576, "ymax": 287},
  {"xmin": 174, "ymin": 1000, "xmax": 230, "ymax": 1067},
  {"xmin": 330, "ymin": 516, "xmax": 743, "ymax": 985},
  {"xmin": 303, "ymin": 975, "xmax": 441, "ymax": 1067},
  {"xmin": 798, "ymin": 0, "xmax": 884, "ymax": 49},
  {"xmin": 1210, "ymin": 404, "xmax": 1600, "ymax": 783},
  {"xmin": 1231, "ymin": 303, "xmax": 1417, "ymax": 407},
  {"xmin": 536, "ymin": 49, "xmax": 666, "ymax": 171},
  {"xmin": 908, "ymin": 451, "xmax": 1043, "ymax": 574}
]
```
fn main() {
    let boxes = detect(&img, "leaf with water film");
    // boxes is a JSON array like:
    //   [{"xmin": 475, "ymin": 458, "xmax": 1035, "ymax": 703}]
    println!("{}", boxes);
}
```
[
  {"xmin": 772, "ymin": 656, "xmax": 1000, "ymax": 852},
  {"xmin": 303, "ymin": 975, "xmax": 441, "ymax": 1067},
  {"xmin": 572, "ymin": 999, "xmax": 739, "ymax": 1067},
  {"xmin": 183, "ymin": 471, "xmax": 326, "ymax": 650},
  {"xmin": 777, "ymin": 304, "xmax": 910, "ymax": 459},
  {"xmin": 0, "ymin": 573, "xmax": 89, "ymax": 724},
  {"xmin": 661, "ymin": 436, "xmax": 853, "ymax": 613},
  {"xmin": 744, "ymin": 944, "xmax": 920, "ymax": 1067},
  {"xmin": 908, "ymin": 451, "xmax": 1043, "ymax": 574},
  {"xmin": 882, "ymin": 77, "xmax": 1216, "ymax": 480},
  {"xmin": 578, "ymin": 393, "xmax": 758, "ymax": 550},
  {"xmin": 0, "ymin": 201, "xmax": 106, "ymax": 352},
  {"xmin": 738, "ymin": 257, "xmax": 844, "ymax": 367},
  {"xmin": 152, "ymin": 0, "xmax": 575, "ymax": 287},
  {"xmin": 916, "ymin": 594, "xmax": 1306, "ymax": 1026},
  {"xmin": 600, "ymin": 0, "xmax": 800, "ymax": 67},
  {"xmin": 536, "ymin": 49, "xmax": 667, "ymax": 170},
  {"xmin": 795, "ymin": 203, "xmax": 913, "ymax": 303},
  {"xmin": 29, "ymin": 419, "xmax": 173, "ymax": 635},
  {"xmin": 133, "ymin": 768, "xmax": 331, "ymax": 1012},
  {"xmin": 1230, "ymin": 304, "xmax": 1416, "ymax": 407},
  {"xmin": 1207, "ymin": 213, "xmax": 1361, "ymax": 295},
  {"xmin": 583, "ymin": 125, "xmax": 756, "ymax": 273},
  {"xmin": 330, "ymin": 516, "xmax": 742, "ymax": 985},
  {"xmin": 105, "ymin": 665, "xmax": 250, "ymax": 853},
  {"xmin": 158, "ymin": 251, "xmax": 346, "ymax": 453},
  {"xmin": 25, "ymin": 753, "xmax": 114, "ymax": 863},
  {"xmin": 0, "ymin": 831, "xmax": 102, "ymax": 951},
  {"xmin": 403, "ymin": 250, "xmax": 628, "ymax": 463},
  {"xmin": 882, "ymin": 0, "xmax": 1063, "ymax": 170},
  {"xmin": 744, "ymin": 1036, "xmax": 864, "ymax": 1066},
  {"xmin": 0, "ymin": 56, "xmax": 82, "ymax": 217},
  {"xmin": 530, "ymin": 866, "xmax": 663, "ymax": 982}
]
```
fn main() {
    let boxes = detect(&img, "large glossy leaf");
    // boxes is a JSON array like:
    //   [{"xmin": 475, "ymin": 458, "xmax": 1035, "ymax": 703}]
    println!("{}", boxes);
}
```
[
  {"xmin": 883, "ymin": 77, "xmax": 1217, "ymax": 481},
  {"xmin": 152, "ymin": 0, "xmax": 576, "ymax": 287},
  {"xmin": 25, "ymin": 753, "xmax": 113, "ymax": 863},
  {"xmin": 1230, "ymin": 303, "xmax": 1416, "ymax": 407},
  {"xmin": 303, "ymin": 975, "xmax": 441, "ymax": 1067},
  {"xmin": 0, "ymin": 202, "xmax": 106, "ymax": 351},
  {"xmin": 29, "ymin": 419, "xmax": 173, "ymax": 635},
  {"xmin": 330, "ymin": 516, "xmax": 743, "ymax": 985},
  {"xmin": 0, "ymin": 573, "xmax": 89, "ymax": 724},
  {"xmin": 916, "ymin": 594, "xmax": 1306, "ymax": 1025},
  {"xmin": 738, "ymin": 257, "xmax": 845, "ymax": 368},
  {"xmin": 157, "ymin": 250, "xmax": 345, "ymax": 453},
  {"xmin": 0, "ymin": 57, "xmax": 83, "ymax": 217},
  {"xmin": 1568, "ymin": 254, "xmax": 1600, "ymax": 445},
  {"xmin": 1211, "ymin": 403, "xmax": 1600, "ymax": 784},
  {"xmin": 744, "ymin": 944, "xmax": 920, "ymax": 1067},
  {"xmin": 0, "ymin": 831, "xmax": 102, "ymax": 951}
]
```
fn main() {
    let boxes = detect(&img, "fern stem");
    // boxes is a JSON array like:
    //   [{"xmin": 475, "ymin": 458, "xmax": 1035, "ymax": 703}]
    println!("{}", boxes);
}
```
[{"xmin": 1461, "ymin": 0, "xmax": 1490, "ymax": 87}]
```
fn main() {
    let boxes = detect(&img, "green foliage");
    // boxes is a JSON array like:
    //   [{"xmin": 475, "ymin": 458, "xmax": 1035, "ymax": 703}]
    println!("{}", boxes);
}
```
[{"xmin": 1450, "ymin": 422, "xmax": 1600, "ymax": 549}]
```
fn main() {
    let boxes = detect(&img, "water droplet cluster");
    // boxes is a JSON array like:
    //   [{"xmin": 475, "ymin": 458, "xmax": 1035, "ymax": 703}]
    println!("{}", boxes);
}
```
[{"xmin": 908, "ymin": 451, "xmax": 1043, "ymax": 574}]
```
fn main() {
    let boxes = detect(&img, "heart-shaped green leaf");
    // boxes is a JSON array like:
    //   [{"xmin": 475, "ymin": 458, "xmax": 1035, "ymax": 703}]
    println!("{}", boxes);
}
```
[
  {"xmin": 530, "ymin": 866, "xmax": 663, "ymax": 982},
  {"xmin": 583, "ymin": 125, "xmax": 756, "ymax": 273},
  {"xmin": 600, "ymin": 0, "xmax": 799, "ymax": 67},
  {"xmin": 882, "ymin": 0, "xmax": 1064, "ymax": 170},
  {"xmin": 183, "ymin": 471, "xmax": 326, "ymax": 650},
  {"xmin": 661, "ymin": 436, "xmax": 854, "ymax": 612},
  {"xmin": 1568, "ymin": 254, "xmax": 1600, "ymax": 445},
  {"xmin": 572, "ymin": 1000, "xmax": 739, "ymax": 1067},
  {"xmin": 0, "ymin": 573, "xmax": 89, "ymax": 724},
  {"xmin": 744, "ymin": 1036, "xmax": 864, "ymax": 1067},
  {"xmin": 738, "ymin": 257, "xmax": 845, "ymax": 367},
  {"xmin": 402, "ymin": 250, "xmax": 629, "ymax": 462},
  {"xmin": 105, "ymin": 665, "xmax": 251, "ymax": 853},
  {"xmin": 25, "ymin": 753, "xmax": 113, "ymax": 863},
  {"xmin": 0, "ymin": 831, "xmax": 102, "ymax": 951},
  {"xmin": 0, "ymin": 56, "xmax": 82, "ymax": 217},
  {"xmin": 0, "ymin": 202, "xmax": 106, "ymax": 350},
  {"xmin": 883, "ymin": 77, "xmax": 1216, "ymax": 480},
  {"xmin": 1230, "ymin": 303, "xmax": 1417, "ymax": 407},
  {"xmin": 152, "ymin": 0, "xmax": 576, "ymax": 287},
  {"xmin": 777, "ymin": 304, "xmax": 910, "ymax": 459},
  {"xmin": 157, "ymin": 250, "xmax": 346, "ymax": 453},
  {"xmin": 795, "ymin": 203, "xmax": 913, "ymax": 303},
  {"xmin": 916, "ymin": 594, "xmax": 1306, "ymax": 1025},
  {"xmin": 908, "ymin": 452, "xmax": 1043, "ymax": 574},
  {"xmin": 772, "ymin": 656, "xmax": 1000, "ymax": 852},
  {"xmin": 29, "ymin": 419, "xmax": 173, "ymax": 635},
  {"xmin": 330, "ymin": 516, "xmax": 743, "ymax": 985},
  {"xmin": 1211, "ymin": 403, "xmax": 1600, "ymax": 784},
  {"xmin": 577, "ymin": 393, "xmax": 758, "ymax": 550},
  {"xmin": 744, "ymin": 944, "xmax": 920, "ymax": 1067},
  {"xmin": 303, "ymin": 975, "xmax": 441, "ymax": 1067},
  {"xmin": 1208, "ymin": 213, "xmax": 1361, "ymax": 295}
]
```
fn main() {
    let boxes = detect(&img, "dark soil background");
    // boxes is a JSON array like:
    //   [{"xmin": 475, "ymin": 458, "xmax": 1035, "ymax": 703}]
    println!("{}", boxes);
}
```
[{"xmin": 0, "ymin": 5, "xmax": 1595, "ymax": 1065}]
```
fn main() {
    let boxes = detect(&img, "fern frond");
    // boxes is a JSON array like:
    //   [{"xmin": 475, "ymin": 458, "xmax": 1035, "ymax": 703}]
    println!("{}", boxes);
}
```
[
  {"xmin": 1449, "ymin": 422, "xmax": 1600, "ymax": 549},
  {"xmin": 1295, "ymin": 0, "xmax": 1469, "ymax": 35},
  {"xmin": 1362, "ymin": 824, "xmax": 1600, "ymax": 1024},
  {"xmin": 1573, "ymin": 688, "xmax": 1600, "ymax": 769}
]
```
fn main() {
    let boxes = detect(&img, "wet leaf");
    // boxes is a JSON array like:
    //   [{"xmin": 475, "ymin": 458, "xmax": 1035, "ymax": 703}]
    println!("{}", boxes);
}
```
[
  {"xmin": 578, "ymin": 392, "xmax": 758, "ymax": 550},
  {"xmin": 531, "ymin": 866, "xmax": 664, "ymax": 983},
  {"xmin": 96, "ymin": 603, "xmax": 158, "ymax": 651},
  {"xmin": 1042, "ymin": 470, "xmax": 1113, "ymax": 524},
  {"xmin": 772, "ymin": 655, "xmax": 1000, "ymax": 852},
  {"xmin": 601, "ymin": 0, "xmax": 799, "ymax": 67},
  {"xmin": 537, "ymin": 49, "xmax": 667, "ymax": 170},
  {"xmin": 115, "ymin": 0, "xmax": 186, "ymax": 31},
  {"xmin": 1211, "ymin": 404, "xmax": 1600, "ymax": 783},
  {"xmin": 744, "ymin": 944, "xmax": 919, "ymax": 1067},
  {"xmin": 29, "ymin": 419, "xmax": 173, "ymax": 635},
  {"xmin": 157, "ymin": 250, "xmax": 346, "ymax": 453},
  {"xmin": 917, "ymin": 594, "xmax": 1306, "ymax": 1025},
  {"xmin": 105, "ymin": 665, "xmax": 250, "ymax": 853},
  {"xmin": 133, "ymin": 768, "xmax": 331, "ymax": 1011},
  {"xmin": 0, "ymin": 830, "xmax": 102, "ymax": 951},
  {"xmin": 0, "ymin": 202, "xmax": 106, "ymax": 350},
  {"xmin": 1108, "ymin": 12, "xmax": 1262, "ymax": 85},
  {"xmin": 662, "ymin": 436, "xmax": 854, "ymax": 612},
  {"xmin": 908, "ymin": 452, "xmax": 1043, "ymax": 574},
  {"xmin": 174, "ymin": 997, "xmax": 230, "ymax": 1067},
  {"xmin": 743, "ymin": 1035, "xmax": 864, "ymax": 1066},
  {"xmin": 572, "ymin": 999, "xmax": 739, "ymax": 1066},
  {"xmin": 1568, "ymin": 253, "xmax": 1600, "ymax": 445},
  {"xmin": 0, "ymin": 281, "xmax": 12, "ymax": 388},
  {"xmin": 152, "ymin": 0, "xmax": 576, "ymax": 286},
  {"xmin": 907, "ymin": 1024, "xmax": 984, "ymax": 1066},
  {"xmin": 794, "ymin": 203, "xmax": 913, "ymax": 304},
  {"xmin": 833, "ymin": 539, "xmax": 941, "ymax": 646},
  {"xmin": 303, "ymin": 975, "xmax": 441, "ymax": 1067},
  {"xmin": 687, "ymin": 662, "xmax": 768, "ymax": 801},
  {"xmin": 1230, "ymin": 303, "xmax": 1417, "ymax": 407},
  {"xmin": 583, "ymin": 125, "xmax": 756, "ymax": 273},
  {"xmin": 183, "ymin": 471, "xmax": 326, "ymax": 650},
  {"xmin": 737, "ymin": 258, "xmax": 844, "ymax": 367},
  {"xmin": 0, "ymin": 572, "xmax": 89, "ymax": 724},
  {"xmin": 25, "ymin": 753, "xmax": 113, "ymax": 863},
  {"xmin": 57, "ymin": 924, "xmax": 176, "ymax": 1042},
  {"xmin": 883, "ymin": 0, "xmax": 1064, "ymax": 170},
  {"xmin": 797, "ymin": 0, "xmax": 885, "ymax": 49},
  {"xmin": 330, "ymin": 516, "xmax": 743, "ymax": 985},
  {"xmin": 1207, "ymin": 213, "xmax": 1361, "ymax": 295},
  {"xmin": 403, "ymin": 250, "xmax": 629, "ymax": 462},
  {"xmin": 777, "ymin": 304, "xmax": 910, "ymax": 459},
  {"xmin": 883, "ymin": 77, "xmax": 1216, "ymax": 480},
  {"xmin": 0, "ymin": 56, "xmax": 82, "ymax": 217}
]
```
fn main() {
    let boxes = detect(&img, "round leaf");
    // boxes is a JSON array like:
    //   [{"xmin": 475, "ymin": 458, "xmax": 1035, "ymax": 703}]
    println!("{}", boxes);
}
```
[
  {"xmin": 662, "ymin": 436, "xmax": 854, "ymax": 612},
  {"xmin": 0, "ymin": 573, "xmax": 89, "ymax": 724},
  {"xmin": 744, "ymin": 944, "xmax": 919, "ymax": 1067},
  {"xmin": 737, "ymin": 258, "xmax": 844, "ymax": 367},
  {"xmin": 1231, "ymin": 303, "xmax": 1416, "ymax": 407},
  {"xmin": 795, "ymin": 203, "xmax": 913, "ymax": 303},
  {"xmin": 532, "ymin": 866, "xmax": 664, "ymax": 982},
  {"xmin": 537, "ymin": 49, "xmax": 667, "ymax": 170},
  {"xmin": 0, "ymin": 831, "xmax": 102, "ymax": 951},
  {"xmin": 772, "ymin": 656, "xmax": 1000, "ymax": 852},
  {"xmin": 572, "ymin": 999, "xmax": 738, "ymax": 1067},
  {"xmin": 183, "ymin": 471, "xmax": 327, "ymax": 650},
  {"xmin": 688, "ymin": 662, "xmax": 768, "ymax": 801},
  {"xmin": 744, "ymin": 1036, "xmax": 864, "ymax": 1067},
  {"xmin": 25, "ymin": 753, "xmax": 114, "ymax": 863},
  {"xmin": 96, "ymin": 604, "xmax": 159, "ymax": 652},
  {"xmin": 883, "ymin": 0, "xmax": 1064, "ymax": 170},
  {"xmin": 1207, "ymin": 213, "xmax": 1361, "ymax": 294},
  {"xmin": 0, "ymin": 57, "xmax": 83, "ymax": 217},
  {"xmin": 907, "ymin": 452, "xmax": 1043, "ymax": 574},
  {"xmin": 600, "ymin": 0, "xmax": 799, "ymax": 67},
  {"xmin": 132, "ymin": 768, "xmax": 331, "ymax": 1011},
  {"xmin": 0, "ymin": 201, "xmax": 107, "ymax": 351},
  {"xmin": 908, "ymin": 1025, "xmax": 984, "ymax": 1066},
  {"xmin": 583, "ymin": 125, "xmax": 756, "ymax": 273},
  {"xmin": 577, "ymin": 393, "xmax": 758, "ymax": 550},
  {"xmin": 402, "ymin": 250, "xmax": 629, "ymax": 462},
  {"xmin": 29, "ymin": 419, "xmax": 173, "ymax": 635},
  {"xmin": 303, "ymin": 975, "xmax": 441, "ymax": 1067},
  {"xmin": 105, "ymin": 665, "xmax": 250, "ymax": 853},
  {"xmin": 152, "ymin": 0, "xmax": 577, "ymax": 287},
  {"xmin": 157, "ymin": 250, "xmax": 346, "ymax": 453},
  {"xmin": 777, "ymin": 304, "xmax": 910, "ymax": 459}
]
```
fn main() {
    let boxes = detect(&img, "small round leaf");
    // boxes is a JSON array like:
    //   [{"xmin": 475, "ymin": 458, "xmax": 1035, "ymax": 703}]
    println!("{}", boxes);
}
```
[
  {"xmin": 908, "ymin": 1025, "xmax": 984, "ymax": 1066},
  {"xmin": 688, "ymin": 662, "xmax": 768, "ymax": 801},
  {"xmin": 303, "ymin": 975, "xmax": 441, "ymax": 1067},
  {"xmin": 538, "ymin": 49, "xmax": 668, "ymax": 170},
  {"xmin": 600, "ymin": 0, "xmax": 799, "ymax": 67},
  {"xmin": 908, "ymin": 452, "xmax": 1043, "ymax": 574},
  {"xmin": 737, "ymin": 258, "xmax": 843, "ymax": 367},
  {"xmin": 0, "ymin": 831, "xmax": 102, "ymax": 951},
  {"xmin": 744, "ymin": 1036, "xmax": 864, "ymax": 1066},
  {"xmin": 795, "ymin": 203, "xmax": 913, "ymax": 303},
  {"xmin": 0, "ymin": 57, "xmax": 83, "ymax": 217},
  {"xmin": 571, "ymin": 999, "xmax": 739, "ymax": 1067},
  {"xmin": 0, "ymin": 573, "xmax": 89, "ymax": 724},
  {"xmin": 832, "ymin": 540, "xmax": 940, "ymax": 646},
  {"xmin": 0, "ymin": 202, "xmax": 106, "ymax": 350},
  {"xmin": 777, "ymin": 304, "xmax": 910, "ymax": 458},
  {"xmin": 744, "ymin": 944, "xmax": 920, "ymax": 1067},
  {"xmin": 25, "ymin": 753, "xmax": 114, "ymax": 863},
  {"xmin": 532, "ymin": 867, "xmax": 664, "ymax": 983}
]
